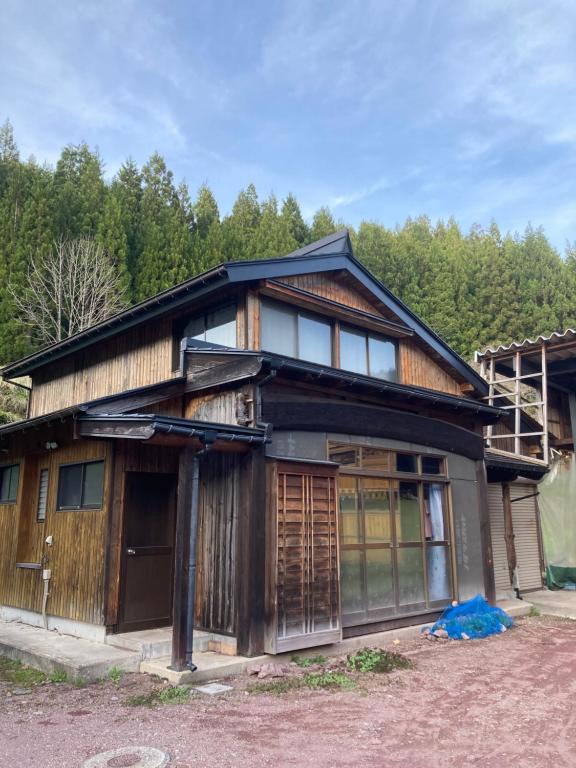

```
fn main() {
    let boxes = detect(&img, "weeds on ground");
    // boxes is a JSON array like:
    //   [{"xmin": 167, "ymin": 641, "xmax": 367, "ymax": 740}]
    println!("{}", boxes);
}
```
[
  {"xmin": 291, "ymin": 654, "xmax": 327, "ymax": 668},
  {"xmin": 107, "ymin": 666, "xmax": 123, "ymax": 686},
  {"xmin": 0, "ymin": 657, "xmax": 47, "ymax": 686},
  {"xmin": 126, "ymin": 685, "xmax": 192, "ymax": 707},
  {"xmin": 47, "ymin": 670, "xmax": 68, "ymax": 683},
  {"xmin": 303, "ymin": 671, "xmax": 355, "ymax": 690},
  {"xmin": 346, "ymin": 648, "xmax": 413, "ymax": 674},
  {"xmin": 528, "ymin": 605, "xmax": 541, "ymax": 618},
  {"xmin": 248, "ymin": 670, "xmax": 355, "ymax": 695}
]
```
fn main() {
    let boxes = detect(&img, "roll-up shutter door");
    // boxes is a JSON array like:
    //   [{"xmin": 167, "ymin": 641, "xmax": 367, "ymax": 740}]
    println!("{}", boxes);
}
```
[
  {"xmin": 265, "ymin": 461, "xmax": 341, "ymax": 654},
  {"xmin": 510, "ymin": 482, "xmax": 543, "ymax": 593},
  {"xmin": 487, "ymin": 483, "xmax": 512, "ymax": 594}
]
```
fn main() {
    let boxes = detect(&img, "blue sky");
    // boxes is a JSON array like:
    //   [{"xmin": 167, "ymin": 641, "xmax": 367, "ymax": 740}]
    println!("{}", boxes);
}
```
[{"xmin": 2, "ymin": 0, "xmax": 576, "ymax": 250}]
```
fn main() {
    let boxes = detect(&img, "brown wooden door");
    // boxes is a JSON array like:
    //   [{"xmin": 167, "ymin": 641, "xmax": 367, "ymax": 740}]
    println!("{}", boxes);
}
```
[{"xmin": 119, "ymin": 472, "xmax": 177, "ymax": 632}]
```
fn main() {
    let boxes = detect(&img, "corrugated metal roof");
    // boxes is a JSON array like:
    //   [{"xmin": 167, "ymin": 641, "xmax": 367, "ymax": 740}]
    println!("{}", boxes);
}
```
[{"xmin": 476, "ymin": 328, "xmax": 576, "ymax": 359}]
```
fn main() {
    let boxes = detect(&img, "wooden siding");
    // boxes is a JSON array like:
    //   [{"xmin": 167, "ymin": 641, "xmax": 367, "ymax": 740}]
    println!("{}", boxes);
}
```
[
  {"xmin": 278, "ymin": 273, "xmax": 385, "ymax": 316},
  {"xmin": 194, "ymin": 452, "xmax": 242, "ymax": 634},
  {"xmin": 185, "ymin": 387, "xmax": 253, "ymax": 426},
  {"xmin": 399, "ymin": 340, "xmax": 462, "ymax": 395},
  {"xmin": 0, "ymin": 439, "xmax": 112, "ymax": 626},
  {"xmin": 265, "ymin": 461, "xmax": 341, "ymax": 653},
  {"xmin": 29, "ymin": 319, "xmax": 175, "ymax": 417}
]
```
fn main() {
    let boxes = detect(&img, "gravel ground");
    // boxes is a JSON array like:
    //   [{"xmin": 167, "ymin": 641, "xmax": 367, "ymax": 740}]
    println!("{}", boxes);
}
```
[{"xmin": 1, "ymin": 615, "xmax": 576, "ymax": 768}]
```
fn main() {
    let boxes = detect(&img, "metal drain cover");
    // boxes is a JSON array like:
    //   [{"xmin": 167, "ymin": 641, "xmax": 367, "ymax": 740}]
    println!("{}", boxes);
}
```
[{"xmin": 82, "ymin": 746, "xmax": 170, "ymax": 768}]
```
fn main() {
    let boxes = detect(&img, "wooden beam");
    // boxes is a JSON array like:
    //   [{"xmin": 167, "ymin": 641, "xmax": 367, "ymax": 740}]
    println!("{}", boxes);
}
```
[
  {"xmin": 171, "ymin": 446, "xmax": 194, "ymax": 670},
  {"xmin": 502, "ymin": 483, "xmax": 517, "ymax": 587},
  {"xmin": 476, "ymin": 461, "xmax": 496, "ymax": 604}
]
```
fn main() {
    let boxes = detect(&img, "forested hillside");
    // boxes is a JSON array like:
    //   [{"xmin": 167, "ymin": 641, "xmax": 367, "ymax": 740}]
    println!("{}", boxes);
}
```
[{"xmin": 1, "ymin": 118, "xmax": 575, "ymax": 366}]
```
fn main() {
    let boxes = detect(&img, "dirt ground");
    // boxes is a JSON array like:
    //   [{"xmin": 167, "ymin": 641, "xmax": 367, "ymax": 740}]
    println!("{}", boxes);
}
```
[{"xmin": 2, "ymin": 615, "xmax": 576, "ymax": 768}]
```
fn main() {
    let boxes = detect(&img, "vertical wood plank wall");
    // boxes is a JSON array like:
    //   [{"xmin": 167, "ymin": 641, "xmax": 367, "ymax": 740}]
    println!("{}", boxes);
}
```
[
  {"xmin": 0, "ymin": 439, "xmax": 112, "ymax": 625},
  {"xmin": 399, "ymin": 340, "xmax": 462, "ymax": 395},
  {"xmin": 29, "ymin": 319, "xmax": 175, "ymax": 417},
  {"xmin": 194, "ymin": 451, "xmax": 242, "ymax": 635}
]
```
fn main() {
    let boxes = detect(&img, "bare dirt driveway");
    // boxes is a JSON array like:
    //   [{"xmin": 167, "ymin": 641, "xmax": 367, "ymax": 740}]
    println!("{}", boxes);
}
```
[{"xmin": 2, "ymin": 615, "xmax": 576, "ymax": 768}]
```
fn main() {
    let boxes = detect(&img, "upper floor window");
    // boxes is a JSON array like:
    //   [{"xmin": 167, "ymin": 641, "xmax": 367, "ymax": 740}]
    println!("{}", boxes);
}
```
[
  {"xmin": 57, "ymin": 460, "xmax": 104, "ymax": 511},
  {"xmin": 261, "ymin": 300, "xmax": 332, "ymax": 366},
  {"xmin": 340, "ymin": 326, "xmax": 397, "ymax": 381},
  {"xmin": 261, "ymin": 299, "xmax": 398, "ymax": 381},
  {"xmin": 183, "ymin": 304, "xmax": 237, "ymax": 348},
  {"xmin": 0, "ymin": 464, "xmax": 20, "ymax": 503}
]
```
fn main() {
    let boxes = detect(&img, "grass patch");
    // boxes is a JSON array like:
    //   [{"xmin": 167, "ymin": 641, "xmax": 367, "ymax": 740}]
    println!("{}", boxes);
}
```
[
  {"xmin": 528, "ymin": 605, "xmax": 541, "ymax": 618},
  {"xmin": 248, "ymin": 670, "xmax": 355, "ymax": 695},
  {"xmin": 303, "ymin": 671, "xmax": 355, "ymax": 690},
  {"xmin": 291, "ymin": 654, "xmax": 327, "ymax": 668},
  {"xmin": 247, "ymin": 678, "xmax": 305, "ymax": 695},
  {"xmin": 126, "ymin": 685, "xmax": 192, "ymax": 707},
  {"xmin": 0, "ymin": 657, "xmax": 47, "ymax": 686},
  {"xmin": 47, "ymin": 669, "xmax": 68, "ymax": 684},
  {"xmin": 107, "ymin": 666, "xmax": 123, "ymax": 686},
  {"xmin": 346, "ymin": 648, "xmax": 413, "ymax": 674}
]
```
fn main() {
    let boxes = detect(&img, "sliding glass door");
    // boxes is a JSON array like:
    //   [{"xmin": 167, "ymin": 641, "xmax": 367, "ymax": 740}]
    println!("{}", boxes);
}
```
[{"xmin": 330, "ymin": 444, "xmax": 453, "ymax": 627}]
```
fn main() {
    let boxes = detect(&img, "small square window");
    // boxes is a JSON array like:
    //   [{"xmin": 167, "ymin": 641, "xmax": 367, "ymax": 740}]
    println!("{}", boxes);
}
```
[
  {"xmin": 57, "ymin": 461, "xmax": 104, "ymax": 510},
  {"xmin": 0, "ymin": 464, "xmax": 20, "ymax": 503},
  {"xmin": 422, "ymin": 456, "xmax": 444, "ymax": 475},
  {"xmin": 396, "ymin": 453, "xmax": 418, "ymax": 473}
]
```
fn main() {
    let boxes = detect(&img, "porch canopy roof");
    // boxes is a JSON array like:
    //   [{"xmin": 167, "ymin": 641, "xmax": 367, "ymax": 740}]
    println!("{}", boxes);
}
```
[
  {"xmin": 0, "ymin": 402, "xmax": 268, "ymax": 452},
  {"xmin": 485, "ymin": 448, "xmax": 548, "ymax": 482}
]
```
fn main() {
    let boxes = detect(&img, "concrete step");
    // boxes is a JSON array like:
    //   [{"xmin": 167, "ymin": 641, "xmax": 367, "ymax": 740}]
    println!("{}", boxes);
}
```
[
  {"xmin": 0, "ymin": 621, "xmax": 140, "ymax": 682},
  {"xmin": 106, "ymin": 628, "xmax": 236, "ymax": 659},
  {"xmin": 140, "ymin": 652, "xmax": 266, "ymax": 685},
  {"xmin": 497, "ymin": 598, "xmax": 533, "ymax": 619}
]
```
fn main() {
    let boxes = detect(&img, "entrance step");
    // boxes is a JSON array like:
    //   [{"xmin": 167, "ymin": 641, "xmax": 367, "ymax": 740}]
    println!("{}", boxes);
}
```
[
  {"xmin": 0, "ymin": 621, "xmax": 140, "ymax": 682},
  {"xmin": 106, "ymin": 628, "xmax": 237, "ymax": 660}
]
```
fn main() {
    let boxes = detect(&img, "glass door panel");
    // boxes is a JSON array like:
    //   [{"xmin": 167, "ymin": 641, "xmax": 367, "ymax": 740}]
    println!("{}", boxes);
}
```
[
  {"xmin": 397, "ymin": 548, "xmax": 425, "ymax": 606},
  {"xmin": 362, "ymin": 478, "xmax": 391, "ymax": 542},
  {"xmin": 396, "ymin": 481, "xmax": 421, "ymax": 541},
  {"xmin": 340, "ymin": 549, "xmax": 364, "ymax": 615},
  {"xmin": 426, "ymin": 546, "xmax": 452, "ymax": 602},
  {"xmin": 339, "ymin": 476, "xmax": 361, "ymax": 545},
  {"xmin": 366, "ymin": 549, "xmax": 394, "ymax": 610}
]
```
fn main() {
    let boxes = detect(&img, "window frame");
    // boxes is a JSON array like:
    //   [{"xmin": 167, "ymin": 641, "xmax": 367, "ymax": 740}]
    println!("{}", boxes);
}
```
[
  {"xmin": 339, "ymin": 324, "xmax": 398, "ymax": 381},
  {"xmin": 172, "ymin": 302, "xmax": 238, "ymax": 369},
  {"xmin": 56, "ymin": 460, "xmax": 105, "ymax": 512},
  {"xmin": 0, "ymin": 463, "xmax": 20, "ymax": 504},
  {"xmin": 261, "ymin": 298, "xmax": 334, "ymax": 365}
]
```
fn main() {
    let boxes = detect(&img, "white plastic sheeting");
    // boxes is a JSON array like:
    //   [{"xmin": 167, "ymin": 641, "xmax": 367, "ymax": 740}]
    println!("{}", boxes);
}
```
[{"xmin": 539, "ymin": 453, "xmax": 576, "ymax": 587}]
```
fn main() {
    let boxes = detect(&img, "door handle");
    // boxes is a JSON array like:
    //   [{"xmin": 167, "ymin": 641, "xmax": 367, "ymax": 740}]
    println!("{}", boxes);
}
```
[{"xmin": 127, "ymin": 548, "xmax": 136, "ymax": 555}]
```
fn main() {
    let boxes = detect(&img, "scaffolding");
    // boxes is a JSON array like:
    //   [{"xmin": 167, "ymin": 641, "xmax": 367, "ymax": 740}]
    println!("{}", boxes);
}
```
[{"xmin": 477, "ymin": 344, "xmax": 549, "ymax": 466}]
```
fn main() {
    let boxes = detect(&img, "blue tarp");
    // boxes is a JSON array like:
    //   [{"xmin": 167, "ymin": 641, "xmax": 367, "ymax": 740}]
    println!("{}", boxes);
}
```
[{"xmin": 427, "ymin": 595, "xmax": 513, "ymax": 640}]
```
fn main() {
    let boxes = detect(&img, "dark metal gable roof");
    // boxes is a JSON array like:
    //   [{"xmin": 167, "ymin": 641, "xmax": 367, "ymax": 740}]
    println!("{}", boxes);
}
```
[{"xmin": 2, "ymin": 228, "xmax": 486, "ymax": 393}]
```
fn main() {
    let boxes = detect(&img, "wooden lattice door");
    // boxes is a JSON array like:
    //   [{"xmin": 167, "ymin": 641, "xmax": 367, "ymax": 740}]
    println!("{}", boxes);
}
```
[{"xmin": 265, "ymin": 461, "xmax": 341, "ymax": 653}]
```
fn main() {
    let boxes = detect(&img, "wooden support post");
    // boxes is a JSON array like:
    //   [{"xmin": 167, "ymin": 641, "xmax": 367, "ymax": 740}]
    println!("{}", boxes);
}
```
[
  {"xmin": 514, "ymin": 352, "xmax": 521, "ymax": 456},
  {"xmin": 541, "ymin": 343, "xmax": 549, "ymax": 463},
  {"xmin": 502, "ymin": 483, "xmax": 517, "ymax": 588},
  {"xmin": 171, "ymin": 446, "xmax": 194, "ymax": 671},
  {"xmin": 235, "ymin": 446, "xmax": 267, "ymax": 657},
  {"xmin": 476, "ymin": 460, "xmax": 496, "ymax": 604}
]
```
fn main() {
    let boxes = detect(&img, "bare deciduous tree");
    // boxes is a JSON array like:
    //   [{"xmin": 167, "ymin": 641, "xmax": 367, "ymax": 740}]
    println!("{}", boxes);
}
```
[{"xmin": 10, "ymin": 238, "xmax": 127, "ymax": 346}]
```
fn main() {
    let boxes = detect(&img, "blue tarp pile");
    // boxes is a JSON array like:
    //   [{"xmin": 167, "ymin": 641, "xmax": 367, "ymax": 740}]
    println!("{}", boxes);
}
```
[{"xmin": 426, "ymin": 595, "xmax": 513, "ymax": 640}]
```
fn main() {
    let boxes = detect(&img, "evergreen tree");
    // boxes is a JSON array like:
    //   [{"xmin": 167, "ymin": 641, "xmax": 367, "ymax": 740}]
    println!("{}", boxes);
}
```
[
  {"xmin": 191, "ymin": 183, "xmax": 221, "ymax": 272},
  {"xmin": 280, "ymin": 194, "xmax": 309, "ymax": 246},
  {"xmin": 310, "ymin": 206, "xmax": 338, "ymax": 241},
  {"xmin": 253, "ymin": 194, "xmax": 298, "ymax": 259},
  {"xmin": 221, "ymin": 183, "xmax": 261, "ymax": 261}
]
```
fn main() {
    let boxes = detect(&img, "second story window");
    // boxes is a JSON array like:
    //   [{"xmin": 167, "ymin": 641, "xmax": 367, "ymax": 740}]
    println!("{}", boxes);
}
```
[
  {"xmin": 340, "ymin": 326, "xmax": 397, "ymax": 382},
  {"xmin": 183, "ymin": 304, "xmax": 237, "ymax": 348},
  {"xmin": 261, "ymin": 300, "xmax": 332, "ymax": 366}
]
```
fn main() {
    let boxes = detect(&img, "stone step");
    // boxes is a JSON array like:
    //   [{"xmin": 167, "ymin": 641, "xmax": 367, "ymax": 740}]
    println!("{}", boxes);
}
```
[{"xmin": 0, "ymin": 621, "xmax": 140, "ymax": 682}]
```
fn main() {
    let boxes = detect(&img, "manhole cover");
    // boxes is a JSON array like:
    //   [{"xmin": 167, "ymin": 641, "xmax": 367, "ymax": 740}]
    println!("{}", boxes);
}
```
[{"xmin": 82, "ymin": 747, "xmax": 169, "ymax": 768}]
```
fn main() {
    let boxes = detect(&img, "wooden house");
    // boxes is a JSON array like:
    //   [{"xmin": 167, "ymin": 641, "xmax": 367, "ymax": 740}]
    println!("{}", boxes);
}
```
[{"xmin": 0, "ymin": 231, "xmax": 507, "ymax": 668}]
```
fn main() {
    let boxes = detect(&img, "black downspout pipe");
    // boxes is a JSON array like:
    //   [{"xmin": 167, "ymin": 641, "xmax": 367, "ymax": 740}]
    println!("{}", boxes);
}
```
[{"xmin": 185, "ymin": 435, "xmax": 216, "ymax": 671}]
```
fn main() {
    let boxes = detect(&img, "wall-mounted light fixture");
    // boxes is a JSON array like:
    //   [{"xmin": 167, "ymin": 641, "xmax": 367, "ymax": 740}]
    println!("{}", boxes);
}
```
[{"xmin": 44, "ymin": 441, "xmax": 58, "ymax": 451}]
